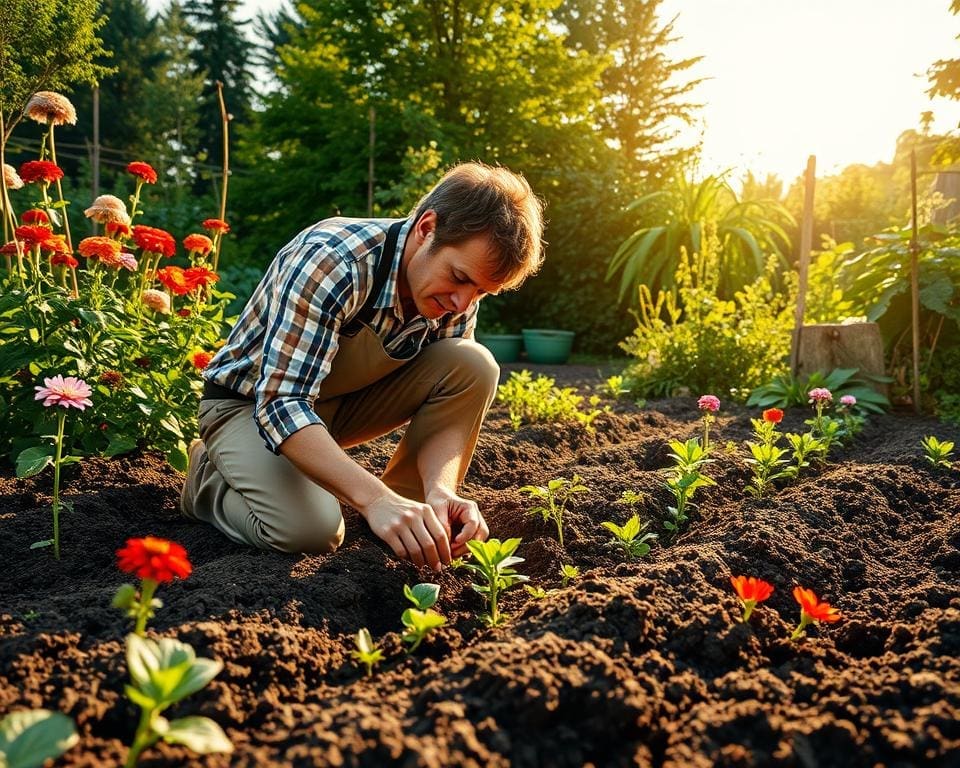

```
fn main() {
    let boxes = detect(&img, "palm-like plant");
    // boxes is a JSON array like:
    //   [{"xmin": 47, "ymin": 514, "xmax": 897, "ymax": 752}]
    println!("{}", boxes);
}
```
[{"xmin": 608, "ymin": 173, "xmax": 795, "ymax": 303}]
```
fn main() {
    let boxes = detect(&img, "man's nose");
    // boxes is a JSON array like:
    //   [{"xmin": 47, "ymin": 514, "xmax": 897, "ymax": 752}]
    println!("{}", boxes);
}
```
[{"xmin": 453, "ymin": 287, "xmax": 481, "ymax": 313}]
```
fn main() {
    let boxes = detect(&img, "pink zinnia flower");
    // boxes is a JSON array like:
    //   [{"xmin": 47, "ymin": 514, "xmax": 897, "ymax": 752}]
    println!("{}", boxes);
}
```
[
  {"xmin": 34, "ymin": 375, "xmax": 93, "ymax": 411},
  {"xmin": 840, "ymin": 395, "xmax": 856, "ymax": 407},
  {"xmin": 119, "ymin": 252, "xmax": 138, "ymax": 271},
  {"xmin": 141, "ymin": 289, "xmax": 171, "ymax": 315},
  {"xmin": 697, "ymin": 394, "xmax": 720, "ymax": 412},
  {"xmin": 24, "ymin": 91, "xmax": 77, "ymax": 126},
  {"xmin": 808, "ymin": 388, "xmax": 832, "ymax": 403},
  {"xmin": 3, "ymin": 163, "xmax": 24, "ymax": 190}
]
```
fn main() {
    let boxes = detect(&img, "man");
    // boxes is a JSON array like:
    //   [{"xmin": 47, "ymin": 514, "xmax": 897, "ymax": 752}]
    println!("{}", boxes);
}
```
[{"xmin": 180, "ymin": 162, "xmax": 544, "ymax": 572}]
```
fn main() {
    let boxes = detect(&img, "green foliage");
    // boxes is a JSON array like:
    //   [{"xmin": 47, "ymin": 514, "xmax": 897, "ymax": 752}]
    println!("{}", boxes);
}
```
[
  {"xmin": 559, "ymin": 563, "xmax": 580, "ymax": 586},
  {"xmin": 351, "ymin": 628, "xmax": 383, "ymax": 677},
  {"xmin": 662, "ymin": 437, "xmax": 715, "ymax": 535},
  {"xmin": 124, "ymin": 634, "xmax": 232, "ymax": 765},
  {"xmin": 460, "ymin": 538, "xmax": 529, "ymax": 627},
  {"xmin": 743, "ymin": 417, "xmax": 795, "ymax": 498},
  {"xmin": 601, "ymin": 512, "xmax": 657, "ymax": 559},
  {"xmin": 609, "ymin": 173, "xmax": 794, "ymax": 304},
  {"xmin": 0, "ymin": 709, "xmax": 78, "ymax": 768},
  {"xmin": 519, "ymin": 475, "xmax": 590, "ymax": 548},
  {"xmin": 803, "ymin": 239, "xmax": 860, "ymax": 323},
  {"xmin": 0, "ymin": 0, "xmax": 112, "ymax": 136},
  {"xmin": 620, "ymin": 227, "xmax": 794, "ymax": 399},
  {"xmin": 497, "ymin": 370, "xmax": 607, "ymax": 431},
  {"xmin": 785, "ymin": 431, "xmax": 824, "ymax": 478},
  {"xmin": 747, "ymin": 368, "xmax": 891, "ymax": 414},
  {"xmin": 400, "ymin": 583, "xmax": 445, "ymax": 653},
  {"xmin": 921, "ymin": 435, "xmax": 955, "ymax": 468}
]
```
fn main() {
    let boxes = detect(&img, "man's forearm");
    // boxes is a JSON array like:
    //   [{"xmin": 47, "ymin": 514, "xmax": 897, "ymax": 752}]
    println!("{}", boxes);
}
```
[
  {"xmin": 418, "ymin": 425, "xmax": 467, "ymax": 498},
  {"xmin": 279, "ymin": 423, "xmax": 388, "ymax": 512}
]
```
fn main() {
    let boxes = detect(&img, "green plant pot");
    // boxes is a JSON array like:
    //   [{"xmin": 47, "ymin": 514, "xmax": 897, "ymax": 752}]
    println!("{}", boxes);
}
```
[
  {"xmin": 475, "ymin": 333, "xmax": 524, "ymax": 363},
  {"xmin": 521, "ymin": 328, "xmax": 575, "ymax": 364}
]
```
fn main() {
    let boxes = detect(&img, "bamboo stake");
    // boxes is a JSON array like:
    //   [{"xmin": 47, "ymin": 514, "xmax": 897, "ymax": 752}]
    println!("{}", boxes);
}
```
[
  {"xmin": 909, "ymin": 150, "xmax": 921, "ymax": 414},
  {"xmin": 213, "ymin": 81, "xmax": 229, "ymax": 273}
]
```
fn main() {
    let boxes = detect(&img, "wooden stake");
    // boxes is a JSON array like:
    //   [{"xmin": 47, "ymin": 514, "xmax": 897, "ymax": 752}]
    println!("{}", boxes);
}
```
[
  {"xmin": 790, "ymin": 155, "xmax": 816, "ymax": 375},
  {"xmin": 910, "ymin": 150, "xmax": 921, "ymax": 413}
]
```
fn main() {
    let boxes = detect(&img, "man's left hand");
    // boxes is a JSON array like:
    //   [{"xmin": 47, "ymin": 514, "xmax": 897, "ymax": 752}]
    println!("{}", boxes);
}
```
[{"xmin": 425, "ymin": 488, "xmax": 489, "ymax": 558}]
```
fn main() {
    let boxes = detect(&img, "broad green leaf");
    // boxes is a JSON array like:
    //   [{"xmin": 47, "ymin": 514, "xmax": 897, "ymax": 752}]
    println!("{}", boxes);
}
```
[
  {"xmin": 15, "ymin": 447, "xmax": 52, "ymax": 479},
  {"xmin": 404, "ymin": 583, "xmax": 440, "ymax": 610},
  {"xmin": 0, "ymin": 709, "xmax": 78, "ymax": 768},
  {"xmin": 167, "ymin": 657, "xmax": 223, "ymax": 702},
  {"xmin": 162, "ymin": 716, "xmax": 233, "ymax": 755}
]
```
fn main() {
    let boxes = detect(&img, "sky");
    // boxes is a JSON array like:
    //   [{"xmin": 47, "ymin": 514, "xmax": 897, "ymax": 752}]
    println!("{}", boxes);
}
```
[{"xmin": 149, "ymin": 0, "xmax": 960, "ymax": 185}]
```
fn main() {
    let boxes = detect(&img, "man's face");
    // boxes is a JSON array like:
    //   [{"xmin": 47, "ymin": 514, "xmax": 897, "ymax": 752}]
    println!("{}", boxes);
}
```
[{"xmin": 400, "ymin": 210, "xmax": 503, "ymax": 320}]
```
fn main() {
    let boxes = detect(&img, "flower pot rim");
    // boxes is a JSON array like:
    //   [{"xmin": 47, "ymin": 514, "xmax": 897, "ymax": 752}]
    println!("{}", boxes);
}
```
[
  {"xmin": 521, "ymin": 328, "xmax": 575, "ymax": 338},
  {"xmin": 475, "ymin": 332, "xmax": 523, "ymax": 340}
]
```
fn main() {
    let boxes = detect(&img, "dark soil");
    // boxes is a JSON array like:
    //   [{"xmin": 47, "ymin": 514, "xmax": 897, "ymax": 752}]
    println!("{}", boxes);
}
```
[{"xmin": 2, "ymin": 364, "xmax": 960, "ymax": 767}]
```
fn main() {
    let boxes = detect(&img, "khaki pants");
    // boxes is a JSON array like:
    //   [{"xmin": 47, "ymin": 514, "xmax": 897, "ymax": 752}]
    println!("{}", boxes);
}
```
[{"xmin": 181, "ymin": 338, "xmax": 498, "ymax": 554}]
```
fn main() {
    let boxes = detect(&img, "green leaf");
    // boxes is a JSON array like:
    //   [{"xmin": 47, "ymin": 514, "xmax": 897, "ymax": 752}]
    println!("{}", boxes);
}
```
[
  {"xmin": 124, "ymin": 684, "xmax": 156, "ymax": 711},
  {"xmin": 167, "ymin": 657, "xmax": 223, "ymax": 702},
  {"xmin": 166, "ymin": 443, "xmax": 189, "ymax": 473},
  {"xmin": 15, "ymin": 447, "xmax": 53, "ymax": 479},
  {"xmin": 0, "ymin": 709, "xmax": 78, "ymax": 768},
  {"xmin": 105, "ymin": 435, "xmax": 139, "ymax": 457},
  {"xmin": 162, "ymin": 716, "xmax": 233, "ymax": 755},
  {"xmin": 29, "ymin": 540, "xmax": 54, "ymax": 550},
  {"xmin": 404, "ymin": 583, "xmax": 440, "ymax": 610}
]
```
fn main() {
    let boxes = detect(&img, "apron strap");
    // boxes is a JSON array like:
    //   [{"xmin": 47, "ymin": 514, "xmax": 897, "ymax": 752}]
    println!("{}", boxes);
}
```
[{"xmin": 352, "ymin": 220, "xmax": 404, "ymax": 327}]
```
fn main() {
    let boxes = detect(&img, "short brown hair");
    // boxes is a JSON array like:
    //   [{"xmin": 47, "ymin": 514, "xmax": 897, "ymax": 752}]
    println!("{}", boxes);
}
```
[{"xmin": 412, "ymin": 162, "xmax": 545, "ymax": 290}]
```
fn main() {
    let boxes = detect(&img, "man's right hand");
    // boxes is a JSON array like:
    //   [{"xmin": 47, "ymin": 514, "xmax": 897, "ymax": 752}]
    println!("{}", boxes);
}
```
[{"xmin": 362, "ymin": 490, "xmax": 452, "ymax": 572}]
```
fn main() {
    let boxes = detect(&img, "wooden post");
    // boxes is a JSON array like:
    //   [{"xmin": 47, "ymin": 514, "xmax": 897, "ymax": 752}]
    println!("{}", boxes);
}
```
[
  {"xmin": 790, "ymin": 155, "xmax": 816, "ymax": 375},
  {"xmin": 367, "ymin": 105, "xmax": 375, "ymax": 217},
  {"xmin": 92, "ymin": 85, "xmax": 100, "ymax": 217},
  {"xmin": 909, "ymin": 150, "xmax": 921, "ymax": 413}
]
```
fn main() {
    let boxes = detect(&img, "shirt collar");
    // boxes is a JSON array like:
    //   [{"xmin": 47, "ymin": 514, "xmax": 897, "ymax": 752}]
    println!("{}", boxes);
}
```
[{"xmin": 372, "ymin": 217, "xmax": 412, "ymax": 312}]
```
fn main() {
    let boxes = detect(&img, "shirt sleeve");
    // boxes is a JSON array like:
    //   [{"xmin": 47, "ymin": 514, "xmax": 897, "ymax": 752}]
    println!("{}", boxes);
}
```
[{"xmin": 254, "ymin": 239, "xmax": 362, "ymax": 453}]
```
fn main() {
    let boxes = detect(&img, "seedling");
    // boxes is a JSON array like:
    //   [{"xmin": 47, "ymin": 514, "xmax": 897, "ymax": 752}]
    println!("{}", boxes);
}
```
[
  {"xmin": 460, "ymin": 538, "xmax": 529, "ymax": 626},
  {"xmin": 805, "ymin": 388, "xmax": 842, "ymax": 461},
  {"xmin": 730, "ymin": 575, "xmax": 774, "ymax": 622},
  {"xmin": 922, "ymin": 435, "xmax": 955, "ymax": 468},
  {"xmin": 559, "ymin": 563, "xmax": 580, "ymax": 586},
  {"xmin": 662, "ymin": 438, "xmax": 715, "ymax": 535},
  {"xmin": 786, "ymin": 431, "xmax": 822, "ymax": 477},
  {"xmin": 520, "ymin": 475, "xmax": 589, "ymax": 548},
  {"xmin": 351, "ymin": 628, "xmax": 383, "ymax": 676},
  {"xmin": 123, "ymin": 634, "xmax": 232, "ymax": 766},
  {"xmin": 602, "ymin": 374, "xmax": 630, "ymax": 399},
  {"xmin": 0, "ymin": 709, "xmax": 78, "ymax": 768},
  {"xmin": 790, "ymin": 587, "xmax": 842, "ymax": 640},
  {"xmin": 497, "ymin": 370, "xmax": 607, "ymax": 431},
  {"xmin": 601, "ymin": 513, "xmax": 658, "ymax": 559},
  {"xmin": 524, "ymin": 584, "xmax": 548, "ymax": 599},
  {"xmin": 400, "ymin": 583, "xmax": 446, "ymax": 653},
  {"xmin": 744, "ymin": 413, "xmax": 793, "ymax": 497}
]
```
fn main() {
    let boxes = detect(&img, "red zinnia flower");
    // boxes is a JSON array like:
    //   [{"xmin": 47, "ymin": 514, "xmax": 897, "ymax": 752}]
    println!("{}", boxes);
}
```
[
  {"xmin": 51, "ymin": 252, "xmax": 78, "ymax": 268},
  {"xmin": 132, "ymin": 224, "xmax": 176, "ymax": 258},
  {"xmin": 116, "ymin": 536, "xmax": 192, "ymax": 583},
  {"xmin": 78, "ymin": 236, "xmax": 122, "ymax": 266},
  {"xmin": 156, "ymin": 265, "xmax": 193, "ymax": 295},
  {"xmin": 19, "ymin": 160, "xmax": 64, "ymax": 185},
  {"xmin": 697, "ymin": 394, "xmax": 720, "ymax": 412},
  {"xmin": 762, "ymin": 408, "xmax": 784, "ymax": 424},
  {"xmin": 791, "ymin": 586, "xmax": 842, "ymax": 640},
  {"xmin": 15, "ymin": 225, "xmax": 56, "ymax": 249},
  {"xmin": 183, "ymin": 233, "xmax": 213, "ymax": 256},
  {"xmin": 184, "ymin": 265, "xmax": 219, "ymax": 289},
  {"xmin": 99, "ymin": 370, "xmax": 125, "ymax": 390},
  {"xmin": 105, "ymin": 221, "xmax": 131, "ymax": 238},
  {"xmin": 126, "ymin": 161, "xmax": 158, "ymax": 184},
  {"xmin": 188, "ymin": 350, "xmax": 213, "ymax": 370},
  {"xmin": 0, "ymin": 242, "xmax": 20, "ymax": 256},
  {"xmin": 202, "ymin": 218, "xmax": 230, "ymax": 234},
  {"xmin": 21, "ymin": 209, "xmax": 50, "ymax": 226},
  {"xmin": 39, "ymin": 234, "xmax": 71, "ymax": 256},
  {"xmin": 730, "ymin": 575, "xmax": 774, "ymax": 622}
]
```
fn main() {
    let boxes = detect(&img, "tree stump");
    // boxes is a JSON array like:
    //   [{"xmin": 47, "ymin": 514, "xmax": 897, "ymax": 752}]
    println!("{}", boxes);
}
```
[{"xmin": 795, "ymin": 322, "xmax": 887, "ymax": 395}]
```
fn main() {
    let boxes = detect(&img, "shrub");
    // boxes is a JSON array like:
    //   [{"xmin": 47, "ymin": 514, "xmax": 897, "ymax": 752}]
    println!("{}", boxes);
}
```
[{"xmin": 497, "ymin": 370, "xmax": 607, "ymax": 431}]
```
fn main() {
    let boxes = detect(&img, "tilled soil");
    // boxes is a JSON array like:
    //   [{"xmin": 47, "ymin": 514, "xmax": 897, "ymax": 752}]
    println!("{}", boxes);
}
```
[{"xmin": 1, "ymin": 364, "xmax": 959, "ymax": 767}]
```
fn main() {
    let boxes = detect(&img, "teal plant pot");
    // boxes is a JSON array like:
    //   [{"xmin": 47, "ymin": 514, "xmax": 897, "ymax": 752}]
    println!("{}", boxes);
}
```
[
  {"xmin": 475, "ymin": 333, "xmax": 524, "ymax": 363},
  {"xmin": 521, "ymin": 328, "xmax": 575, "ymax": 364}
]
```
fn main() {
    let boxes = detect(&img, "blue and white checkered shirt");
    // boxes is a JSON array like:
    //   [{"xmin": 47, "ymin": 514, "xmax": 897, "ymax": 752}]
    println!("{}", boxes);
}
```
[{"xmin": 205, "ymin": 217, "xmax": 477, "ymax": 453}]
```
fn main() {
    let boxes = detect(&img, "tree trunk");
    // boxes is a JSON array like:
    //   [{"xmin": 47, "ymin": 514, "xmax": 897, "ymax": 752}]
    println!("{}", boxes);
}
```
[{"xmin": 795, "ymin": 322, "xmax": 887, "ymax": 395}]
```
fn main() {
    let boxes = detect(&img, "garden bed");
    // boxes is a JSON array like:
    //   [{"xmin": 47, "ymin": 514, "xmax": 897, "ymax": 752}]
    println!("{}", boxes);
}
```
[{"xmin": 1, "ymin": 364, "xmax": 959, "ymax": 767}]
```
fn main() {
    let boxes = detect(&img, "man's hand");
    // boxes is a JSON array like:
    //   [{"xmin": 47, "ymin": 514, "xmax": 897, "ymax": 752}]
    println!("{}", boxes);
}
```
[
  {"xmin": 425, "ymin": 487, "xmax": 489, "ymax": 558},
  {"xmin": 362, "ymin": 490, "xmax": 452, "ymax": 572}
]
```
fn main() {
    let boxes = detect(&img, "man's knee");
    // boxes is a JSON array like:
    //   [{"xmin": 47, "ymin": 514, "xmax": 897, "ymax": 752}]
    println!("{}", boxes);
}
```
[
  {"xmin": 428, "ymin": 338, "xmax": 499, "ymax": 395},
  {"xmin": 263, "ymin": 511, "xmax": 346, "ymax": 555}
]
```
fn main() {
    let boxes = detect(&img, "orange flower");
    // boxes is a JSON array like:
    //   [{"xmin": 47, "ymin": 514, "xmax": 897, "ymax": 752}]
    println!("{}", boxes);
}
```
[
  {"xmin": 791, "ymin": 586, "xmax": 841, "ymax": 640},
  {"xmin": 202, "ymin": 218, "xmax": 230, "ymax": 234},
  {"xmin": 21, "ymin": 209, "xmax": 50, "ymax": 226},
  {"xmin": 19, "ymin": 160, "xmax": 64, "ymax": 185},
  {"xmin": 762, "ymin": 408, "xmax": 784, "ymax": 423},
  {"xmin": 126, "ymin": 161, "xmax": 158, "ymax": 184},
  {"xmin": 116, "ymin": 536, "xmax": 192, "ymax": 583},
  {"xmin": 184, "ymin": 265, "xmax": 219, "ymax": 289},
  {"xmin": 24, "ymin": 91, "xmax": 77, "ymax": 126},
  {"xmin": 105, "ymin": 221, "xmax": 131, "ymax": 238},
  {"xmin": 14, "ymin": 225, "xmax": 56, "ymax": 249},
  {"xmin": 155, "ymin": 265, "xmax": 193, "ymax": 295},
  {"xmin": 188, "ymin": 350, "xmax": 213, "ymax": 370},
  {"xmin": 730, "ymin": 575, "xmax": 774, "ymax": 622},
  {"xmin": 51, "ymin": 252, "xmax": 79, "ymax": 268},
  {"xmin": 39, "ymin": 234, "xmax": 71, "ymax": 256},
  {"xmin": 78, "ymin": 236, "xmax": 122, "ymax": 266},
  {"xmin": 183, "ymin": 233, "xmax": 213, "ymax": 256},
  {"xmin": 132, "ymin": 224, "xmax": 176, "ymax": 257}
]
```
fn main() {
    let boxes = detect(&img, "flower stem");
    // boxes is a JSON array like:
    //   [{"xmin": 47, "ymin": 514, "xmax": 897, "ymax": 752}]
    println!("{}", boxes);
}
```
[
  {"xmin": 125, "ymin": 706, "xmax": 158, "ymax": 768},
  {"xmin": 134, "ymin": 578, "xmax": 158, "ymax": 636},
  {"xmin": 52, "ymin": 411, "xmax": 66, "ymax": 560}
]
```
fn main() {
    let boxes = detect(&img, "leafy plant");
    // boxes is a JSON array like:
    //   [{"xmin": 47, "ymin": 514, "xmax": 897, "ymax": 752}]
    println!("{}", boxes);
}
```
[
  {"xmin": 524, "ymin": 584, "xmax": 548, "ymax": 599},
  {"xmin": 602, "ymin": 374, "xmax": 630, "ymax": 399},
  {"xmin": 785, "ymin": 431, "xmax": 823, "ymax": 479},
  {"xmin": 400, "ymin": 583, "xmax": 446, "ymax": 653},
  {"xmin": 519, "ymin": 475, "xmax": 590, "ymax": 548},
  {"xmin": 921, "ymin": 435, "xmax": 955, "ymax": 468},
  {"xmin": 662, "ymin": 437, "xmax": 715, "ymax": 535},
  {"xmin": 747, "ymin": 367, "xmax": 890, "ymax": 413},
  {"xmin": 113, "ymin": 536, "xmax": 192, "ymax": 636},
  {"xmin": 0, "ymin": 709, "xmax": 78, "ymax": 768},
  {"xmin": 123, "ymin": 634, "xmax": 232, "ymax": 766},
  {"xmin": 497, "ymin": 370, "xmax": 607, "ymax": 431},
  {"xmin": 460, "ymin": 538, "xmax": 529, "ymax": 627},
  {"xmin": 744, "ymin": 410, "xmax": 794, "ymax": 497},
  {"xmin": 351, "ymin": 628, "xmax": 383, "ymax": 677},
  {"xmin": 559, "ymin": 563, "xmax": 580, "ymax": 586},
  {"xmin": 601, "ymin": 513, "xmax": 657, "ymax": 559}
]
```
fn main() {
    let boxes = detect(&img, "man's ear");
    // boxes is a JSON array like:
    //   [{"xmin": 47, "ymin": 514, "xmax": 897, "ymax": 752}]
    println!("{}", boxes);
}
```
[{"xmin": 416, "ymin": 209, "xmax": 437, "ymax": 242}]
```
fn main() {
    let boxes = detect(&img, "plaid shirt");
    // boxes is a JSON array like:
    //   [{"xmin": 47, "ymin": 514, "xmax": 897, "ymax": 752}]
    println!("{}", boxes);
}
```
[{"xmin": 205, "ymin": 217, "xmax": 477, "ymax": 453}]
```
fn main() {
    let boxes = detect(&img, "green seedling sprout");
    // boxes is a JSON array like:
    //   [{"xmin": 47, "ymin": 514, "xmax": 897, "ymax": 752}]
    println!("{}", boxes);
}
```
[
  {"xmin": 351, "ymin": 628, "xmax": 383, "ymax": 677},
  {"xmin": 460, "ymin": 538, "xmax": 529, "ymax": 626},
  {"xmin": 123, "ymin": 634, "xmax": 232, "ymax": 767},
  {"xmin": 601, "ymin": 513, "xmax": 658, "ymax": 559},
  {"xmin": 663, "ymin": 437, "xmax": 715, "ymax": 535},
  {"xmin": 559, "ymin": 563, "xmax": 580, "ymax": 586},
  {"xmin": 524, "ymin": 584, "xmax": 548, "ymax": 599},
  {"xmin": 786, "ymin": 431, "xmax": 823, "ymax": 477},
  {"xmin": 519, "ymin": 474, "xmax": 589, "ymax": 548},
  {"xmin": 0, "ymin": 709, "xmax": 78, "ymax": 768},
  {"xmin": 400, "ymin": 583, "xmax": 446, "ymax": 653},
  {"xmin": 922, "ymin": 435, "xmax": 955, "ymax": 468}
]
